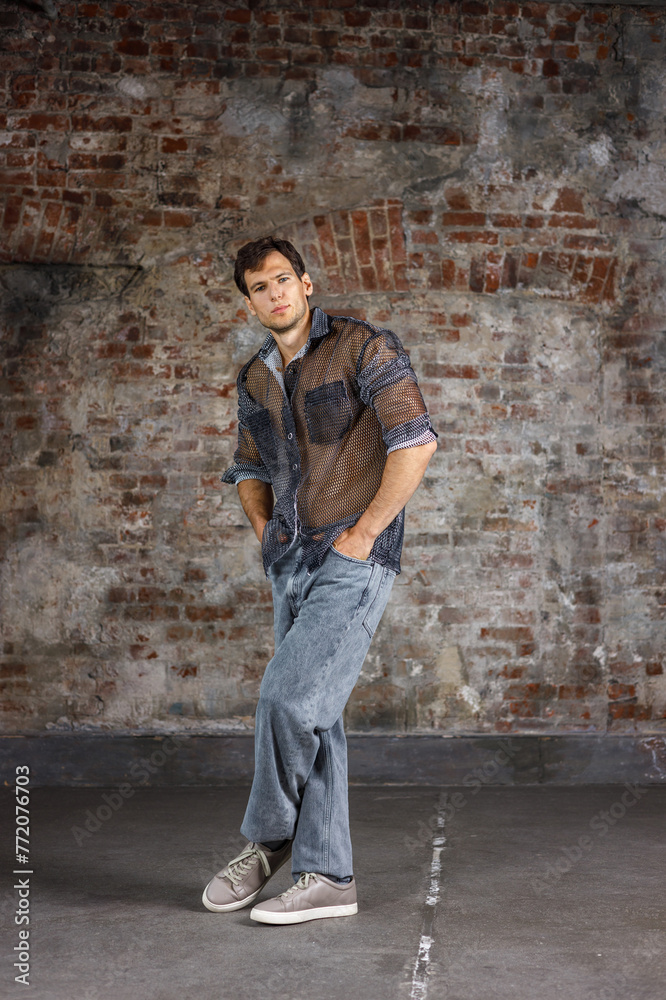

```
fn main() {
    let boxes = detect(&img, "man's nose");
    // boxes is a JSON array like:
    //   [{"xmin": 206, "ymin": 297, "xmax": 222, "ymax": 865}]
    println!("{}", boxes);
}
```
[{"xmin": 270, "ymin": 282, "xmax": 282, "ymax": 299}]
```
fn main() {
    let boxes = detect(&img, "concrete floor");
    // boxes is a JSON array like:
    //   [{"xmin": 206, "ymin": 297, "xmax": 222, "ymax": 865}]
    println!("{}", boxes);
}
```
[{"xmin": 1, "ymin": 784, "xmax": 664, "ymax": 1000}]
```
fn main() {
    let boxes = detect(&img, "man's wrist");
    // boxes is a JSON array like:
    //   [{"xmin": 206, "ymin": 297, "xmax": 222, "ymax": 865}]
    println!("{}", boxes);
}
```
[
  {"xmin": 333, "ymin": 521, "xmax": 377, "ymax": 560},
  {"xmin": 348, "ymin": 520, "xmax": 377, "ymax": 549}
]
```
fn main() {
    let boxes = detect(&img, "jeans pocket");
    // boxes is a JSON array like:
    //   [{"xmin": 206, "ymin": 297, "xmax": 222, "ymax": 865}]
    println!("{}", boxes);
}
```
[{"xmin": 328, "ymin": 544, "xmax": 369, "ymax": 567}]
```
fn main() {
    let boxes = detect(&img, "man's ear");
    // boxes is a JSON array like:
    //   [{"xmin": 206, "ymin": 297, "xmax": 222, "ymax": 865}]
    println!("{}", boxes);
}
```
[
  {"xmin": 302, "ymin": 272, "xmax": 313, "ymax": 297},
  {"xmin": 244, "ymin": 295, "xmax": 257, "ymax": 316}
]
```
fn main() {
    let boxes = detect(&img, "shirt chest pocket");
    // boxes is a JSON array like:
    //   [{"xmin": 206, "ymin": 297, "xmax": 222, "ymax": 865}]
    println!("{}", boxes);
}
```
[{"xmin": 304, "ymin": 381, "xmax": 353, "ymax": 445}]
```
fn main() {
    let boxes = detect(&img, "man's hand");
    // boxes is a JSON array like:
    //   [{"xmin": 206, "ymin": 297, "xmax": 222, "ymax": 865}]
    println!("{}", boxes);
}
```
[
  {"xmin": 237, "ymin": 479, "xmax": 273, "ymax": 543},
  {"xmin": 332, "ymin": 525, "xmax": 374, "ymax": 561}
]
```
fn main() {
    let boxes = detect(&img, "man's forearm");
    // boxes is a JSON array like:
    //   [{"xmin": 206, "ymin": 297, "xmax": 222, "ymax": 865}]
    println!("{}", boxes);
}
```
[
  {"xmin": 237, "ymin": 479, "xmax": 274, "ymax": 543},
  {"xmin": 335, "ymin": 439, "xmax": 437, "ymax": 560}
]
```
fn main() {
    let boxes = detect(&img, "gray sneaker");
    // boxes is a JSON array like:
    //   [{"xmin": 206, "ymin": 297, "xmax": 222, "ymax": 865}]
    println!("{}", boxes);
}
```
[
  {"xmin": 250, "ymin": 871, "xmax": 358, "ymax": 925},
  {"xmin": 202, "ymin": 841, "xmax": 292, "ymax": 912}
]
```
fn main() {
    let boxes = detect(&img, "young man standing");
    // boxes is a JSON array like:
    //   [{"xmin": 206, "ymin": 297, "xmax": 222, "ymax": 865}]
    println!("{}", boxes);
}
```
[{"xmin": 202, "ymin": 236, "xmax": 437, "ymax": 925}]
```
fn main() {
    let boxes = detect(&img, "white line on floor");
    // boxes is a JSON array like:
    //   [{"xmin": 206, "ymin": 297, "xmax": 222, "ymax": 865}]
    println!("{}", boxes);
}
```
[{"xmin": 409, "ymin": 795, "xmax": 447, "ymax": 1000}]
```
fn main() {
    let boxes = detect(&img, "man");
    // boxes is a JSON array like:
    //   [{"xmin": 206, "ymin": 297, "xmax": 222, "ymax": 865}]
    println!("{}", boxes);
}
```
[{"xmin": 202, "ymin": 236, "xmax": 437, "ymax": 925}]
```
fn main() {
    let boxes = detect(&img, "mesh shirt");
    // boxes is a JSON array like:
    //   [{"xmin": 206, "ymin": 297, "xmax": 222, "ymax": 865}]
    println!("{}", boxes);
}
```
[{"xmin": 221, "ymin": 306, "xmax": 437, "ymax": 576}]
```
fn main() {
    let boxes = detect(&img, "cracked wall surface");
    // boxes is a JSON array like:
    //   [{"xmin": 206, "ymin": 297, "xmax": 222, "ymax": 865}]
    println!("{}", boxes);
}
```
[{"xmin": 1, "ymin": 0, "xmax": 664, "ymax": 735}]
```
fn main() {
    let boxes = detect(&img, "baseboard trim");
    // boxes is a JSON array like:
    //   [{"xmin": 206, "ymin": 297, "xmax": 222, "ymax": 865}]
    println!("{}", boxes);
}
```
[{"xmin": 1, "ymin": 733, "xmax": 665, "ymax": 786}]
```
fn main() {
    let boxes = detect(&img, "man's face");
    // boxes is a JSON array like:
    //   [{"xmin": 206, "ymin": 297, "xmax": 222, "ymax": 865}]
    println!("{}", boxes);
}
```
[{"xmin": 243, "ymin": 251, "xmax": 313, "ymax": 336}]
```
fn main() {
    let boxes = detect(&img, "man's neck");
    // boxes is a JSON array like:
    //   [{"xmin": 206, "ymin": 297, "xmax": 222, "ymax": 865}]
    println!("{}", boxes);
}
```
[{"xmin": 272, "ymin": 309, "xmax": 312, "ymax": 367}]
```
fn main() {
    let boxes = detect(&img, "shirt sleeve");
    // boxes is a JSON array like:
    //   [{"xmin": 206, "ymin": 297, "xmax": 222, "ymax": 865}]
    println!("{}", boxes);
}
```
[
  {"xmin": 355, "ymin": 327, "xmax": 438, "ymax": 454},
  {"xmin": 220, "ymin": 371, "xmax": 273, "ymax": 486}
]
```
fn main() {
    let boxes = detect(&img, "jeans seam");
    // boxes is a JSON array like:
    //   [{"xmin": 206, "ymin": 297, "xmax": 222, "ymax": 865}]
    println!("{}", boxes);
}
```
[{"xmin": 320, "ymin": 728, "xmax": 332, "ymax": 875}]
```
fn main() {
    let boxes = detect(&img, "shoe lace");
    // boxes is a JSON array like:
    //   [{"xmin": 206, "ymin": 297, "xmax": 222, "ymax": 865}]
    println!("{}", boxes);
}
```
[
  {"xmin": 220, "ymin": 844, "xmax": 271, "ymax": 886},
  {"xmin": 277, "ymin": 872, "xmax": 318, "ymax": 897}
]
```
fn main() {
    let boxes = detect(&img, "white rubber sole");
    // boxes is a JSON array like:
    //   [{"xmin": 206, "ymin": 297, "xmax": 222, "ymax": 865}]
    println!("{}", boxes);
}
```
[
  {"xmin": 249, "ymin": 902, "xmax": 358, "ymax": 925},
  {"xmin": 202, "ymin": 883, "xmax": 262, "ymax": 912}
]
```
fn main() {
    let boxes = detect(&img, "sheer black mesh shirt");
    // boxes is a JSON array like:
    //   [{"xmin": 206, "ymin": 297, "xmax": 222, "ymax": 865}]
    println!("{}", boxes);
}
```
[{"xmin": 221, "ymin": 306, "xmax": 437, "ymax": 576}]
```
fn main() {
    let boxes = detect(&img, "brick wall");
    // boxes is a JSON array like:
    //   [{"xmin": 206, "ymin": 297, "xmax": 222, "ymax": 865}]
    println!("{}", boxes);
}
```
[{"xmin": 1, "ymin": 0, "xmax": 664, "ymax": 735}]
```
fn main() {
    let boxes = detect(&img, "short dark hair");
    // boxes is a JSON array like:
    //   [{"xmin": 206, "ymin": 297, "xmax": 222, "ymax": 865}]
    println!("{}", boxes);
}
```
[{"xmin": 233, "ymin": 237, "xmax": 306, "ymax": 298}]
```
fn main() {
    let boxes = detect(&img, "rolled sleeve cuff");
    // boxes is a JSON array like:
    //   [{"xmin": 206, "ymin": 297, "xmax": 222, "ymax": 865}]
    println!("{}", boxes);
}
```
[
  {"xmin": 384, "ymin": 413, "xmax": 438, "ymax": 455},
  {"xmin": 221, "ymin": 463, "xmax": 273, "ymax": 486}
]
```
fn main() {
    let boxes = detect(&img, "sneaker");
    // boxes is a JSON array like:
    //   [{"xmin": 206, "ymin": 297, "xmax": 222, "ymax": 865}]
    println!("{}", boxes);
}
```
[
  {"xmin": 249, "ymin": 871, "xmax": 358, "ymax": 925},
  {"xmin": 202, "ymin": 840, "xmax": 292, "ymax": 912}
]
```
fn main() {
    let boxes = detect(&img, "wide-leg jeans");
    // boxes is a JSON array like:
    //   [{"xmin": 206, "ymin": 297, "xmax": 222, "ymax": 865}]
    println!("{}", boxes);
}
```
[{"xmin": 239, "ymin": 541, "xmax": 396, "ymax": 881}]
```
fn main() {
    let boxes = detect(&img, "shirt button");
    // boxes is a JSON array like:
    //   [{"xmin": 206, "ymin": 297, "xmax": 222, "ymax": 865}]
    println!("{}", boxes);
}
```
[
  {"xmin": 287, "ymin": 433, "xmax": 293, "ymax": 440},
  {"xmin": 292, "ymin": 464, "xmax": 298, "ymax": 471}
]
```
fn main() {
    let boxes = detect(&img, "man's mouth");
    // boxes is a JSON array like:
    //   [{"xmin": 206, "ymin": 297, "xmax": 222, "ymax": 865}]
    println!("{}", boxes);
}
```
[{"xmin": 272, "ymin": 305, "xmax": 288, "ymax": 314}]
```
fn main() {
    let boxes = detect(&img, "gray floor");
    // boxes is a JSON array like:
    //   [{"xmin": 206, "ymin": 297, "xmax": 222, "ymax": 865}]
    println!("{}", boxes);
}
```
[{"xmin": 1, "ymin": 784, "xmax": 664, "ymax": 1000}]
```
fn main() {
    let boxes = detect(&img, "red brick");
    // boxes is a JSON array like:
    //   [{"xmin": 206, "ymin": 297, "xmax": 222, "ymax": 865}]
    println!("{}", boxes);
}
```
[
  {"xmin": 449, "ymin": 231, "xmax": 499, "ymax": 245},
  {"xmin": 423, "ymin": 363, "xmax": 480, "ymax": 379},
  {"xmin": 98, "ymin": 343, "xmax": 127, "ymax": 359},
  {"xmin": 608, "ymin": 703, "xmax": 635, "ymax": 720},
  {"xmin": 351, "ymin": 210, "xmax": 372, "ymax": 266},
  {"xmin": 3, "ymin": 197, "xmax": 24, "ymax": 227},
  {"xmin": 11, "ymin": 113, "xmax": 69, "ymax": 131},
  {"xmin": 225, "ymin": 9, "xmax": 251, "ymax": 23},
  {"xmin": 256, "ymin": 47, "xmax": 290, "ymax": 62},
  {"xmin": 412, "ymin": 230, "xmax": 438, "ymax": 245},
  {"xmin": 312, "ymin": 30, "xmax": 339, "ymax": 48},
  {"xmin": 387, "ymin": 205, "xmax": 407, "ymax": 264},
  {"xmin": 491, "ymin": 213, "xmax": 521, "ymax": 227},
  {"xmin": 608, "ymin": 683, "xmax": 636, "ymax": 700},
  {"xmin": 132, "ymin": 4, "xmax": 159, "ymax": 16},
  {"xmin": 313, "ymin": 215, "xmax": 339, "ymax": 268},
  {"xmin": 163, "ymin": 211, "xmax": 193, "ymax": 228},
  {"xmin": 137, "ymin": 210, "xmax": 162, "ymax": 226},
  {"xmin": 481, "ymin": 627, "xmax": 534, "ymax": 642},
  {"xmin": 403, "ymin": 125, "xmax": 461, "ymax": 144},
  {"xmin": 185, "ymin": 605, "xmax": 234, "ymax": 622},
  {"xmin": 551, "ymin": 188, "xmax": 585, "ymax": 215},
  {"xmin": 15, "ymin": 415, "xmax": 37, "ymax": 430},
  {"xmin": 71, "ymin": 115, "xmax": 132, "ymax": 132},
  {"xmin": 115, "ymin": 38, "xmax": 150, "ymax": 57},
  {"xmin": 442, "ymin": 211, "xmax": 487, "ymax": 226},
  {"xmin": 342, "ymin": 122, "xmax": 401, "ymax": 141},
  {"xmin": 161, "ymin": 136, "xmax": 188, "ymax": 153},
  {"xmin": 344, "ymin": 11, "xmax": 371, "ymax": 27}
]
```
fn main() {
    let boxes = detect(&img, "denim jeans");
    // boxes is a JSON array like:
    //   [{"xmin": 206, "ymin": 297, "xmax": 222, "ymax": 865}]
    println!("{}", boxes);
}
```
[{"xmin": 239, "ymin": 541, "xmax": 396, "ymax": 880}]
